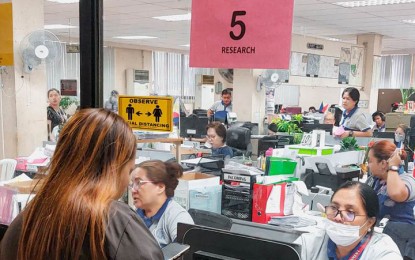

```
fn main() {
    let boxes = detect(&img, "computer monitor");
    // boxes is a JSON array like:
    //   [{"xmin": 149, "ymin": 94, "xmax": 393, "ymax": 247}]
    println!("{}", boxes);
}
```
[
  {"xmin": 192, "ymin": 109, "xmax": 208, "ymax": 117},
  {"xmin": 177, "ymin": 223, "xmax": 301, "ymax": 260},
  {"xmin": 257, "ymin": 135, "xmax": 293, "ymax": 156},
  {"xmin": 213, "ymin": 111, "xmax": 228, "ymax": 124},
  {"xmin": 302, "ymin": 123, "xmax": 333, "ymax": 135},
  {"xmin": 373, "ymin": 131, "xmax": 394, "ymax": 139},
  {"xmin": 180, "ymin": 115, "xmax": 208, "ymax": 138}
]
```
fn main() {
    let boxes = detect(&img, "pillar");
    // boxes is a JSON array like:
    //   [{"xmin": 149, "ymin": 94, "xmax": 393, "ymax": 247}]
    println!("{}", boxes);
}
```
[
  {"xmin": 233, "ymin": 69, "xmax": 266, "ymax": 133},
  {"xmin": 357, "ymin": 34, "xmax": 383, "ymax": 113},
  {"xmin": 0, "ymin": 0, "xmax": 47, "ymax": 159}
]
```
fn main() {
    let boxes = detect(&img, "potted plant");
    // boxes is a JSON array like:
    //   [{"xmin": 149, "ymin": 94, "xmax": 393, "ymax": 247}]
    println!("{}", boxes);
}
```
[
  {"xmin": 60, "ymin": 96, "xmax": 79, "ymax": 115},
  {"xmin": 269, "ymin": 114, "xmax": 303, "ymax": 144},
  {"xmin": 400, "ymin": 86, "xmax": 415, "ymax": 106},
  {"xmin": 339, "ymin": 137, "xmax": 360, "ymax": 152}
]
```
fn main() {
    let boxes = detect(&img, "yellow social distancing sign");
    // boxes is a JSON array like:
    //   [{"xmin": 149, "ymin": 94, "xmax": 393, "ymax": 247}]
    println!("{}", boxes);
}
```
[
  {"xmin": 118, "ymin": 96, "xmax": 173, "ymax": 132},
  {"xmin": 0, "ymin": 3, "xmax": 14, "ymax": 66}
]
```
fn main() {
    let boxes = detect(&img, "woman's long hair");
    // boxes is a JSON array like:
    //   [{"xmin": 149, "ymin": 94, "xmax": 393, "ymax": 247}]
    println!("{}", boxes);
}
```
[{"xmin": 18, "ymin": 109, "xmax": 136, "ymax": 260}]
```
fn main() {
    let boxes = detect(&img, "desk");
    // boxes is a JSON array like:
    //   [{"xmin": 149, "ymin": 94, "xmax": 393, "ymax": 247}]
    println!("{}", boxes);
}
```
[
  {"xmin": 231, "ymin": 218, "xmax": 305, "ymax": 244},
  {"xmin": 231, "ymin": 215, "xmax": 327, "ymax": 259},
  {"xmin": 137, "ymin": 138, "xmax": 183, "ymax": 162}
]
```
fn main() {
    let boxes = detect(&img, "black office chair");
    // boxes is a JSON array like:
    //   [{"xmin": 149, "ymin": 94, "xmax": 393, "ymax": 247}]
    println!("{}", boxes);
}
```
[
  {"xmin": 0, "ymin": 224, "xmax": 8, "ymax": 241},
  {"xmin": 383, "ymin": 221, "xmax": 415, "ymax": 259},
  {"xmin": 188, "ymin": 208, "xmax": 232, "ymax": 231},
  {"xmin": 226, "ymin": 127, "xmax": 252, "ymax": 157}
]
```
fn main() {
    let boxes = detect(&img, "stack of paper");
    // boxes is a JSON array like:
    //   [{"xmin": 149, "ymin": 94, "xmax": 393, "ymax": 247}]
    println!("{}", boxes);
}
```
[{"xmin": 268, "ymin": 215, "xmax": 317, "ymax": 228}]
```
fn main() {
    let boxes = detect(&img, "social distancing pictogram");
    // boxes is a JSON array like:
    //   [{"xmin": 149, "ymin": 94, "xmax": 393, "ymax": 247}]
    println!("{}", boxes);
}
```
[{"xmin": 118, "ymin": 96, "xmax": 173, "ymax": 132}]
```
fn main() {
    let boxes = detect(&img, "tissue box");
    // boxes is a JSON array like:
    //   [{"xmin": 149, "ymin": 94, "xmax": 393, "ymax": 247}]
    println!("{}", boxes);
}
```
[
  {"xmin": 189, "ymin": 185, "xmax": 222, "ymax": 214},
  {"xmin": 15, "ymin": 157, "xmax": 29, "ymax": 171},
  {"xmin": 174, "ymin": 172, "xmax": 220, "ymax": 210}
]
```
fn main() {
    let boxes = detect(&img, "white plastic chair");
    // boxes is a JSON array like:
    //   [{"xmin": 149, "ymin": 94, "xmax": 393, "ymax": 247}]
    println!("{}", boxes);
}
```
[{"xmin": 0, "ymin": 159, "xmax": 17, "ymax": 182}]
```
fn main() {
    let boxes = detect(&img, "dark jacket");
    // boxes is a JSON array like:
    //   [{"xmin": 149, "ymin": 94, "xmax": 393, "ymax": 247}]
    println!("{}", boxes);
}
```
[{"xmin": 0, "ymin": 201, "xmax": 163, "ymax": 260}]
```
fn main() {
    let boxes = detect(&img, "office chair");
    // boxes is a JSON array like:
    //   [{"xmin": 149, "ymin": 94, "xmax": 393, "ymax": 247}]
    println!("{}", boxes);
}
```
[
  {"xmin": 383, "ymin": 221, "xmax": 415, "ymax": 259},
  {"xmin": 188, "ymin": 208, "xmax": 233, "ymax": 231},
  {"xmin": 0, "ymin": 159, "xmax": 17, "ymax": 182},
  {"xmin": 0, "ymin": 224, "xmax": 8, "ymax": 242},
  {"xmin": 226, "ymin": 127, "xmax": 252, "ymax": 157}
]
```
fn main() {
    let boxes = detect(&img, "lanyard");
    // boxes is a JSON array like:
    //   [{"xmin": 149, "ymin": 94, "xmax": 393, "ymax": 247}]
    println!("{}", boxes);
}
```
[
  {"xmin": 340, "ymin": 106, "xmax": 358, "ymax": 126},
  {"xmin": 348, "ymin": 234, "xmax": 371, "ymax": 260}
]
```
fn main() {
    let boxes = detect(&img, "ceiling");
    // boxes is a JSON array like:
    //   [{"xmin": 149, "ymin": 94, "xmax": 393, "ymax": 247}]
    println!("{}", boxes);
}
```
[{"xmin": 44, "ymin": 0, "xmax": 415, "ymax": 54}]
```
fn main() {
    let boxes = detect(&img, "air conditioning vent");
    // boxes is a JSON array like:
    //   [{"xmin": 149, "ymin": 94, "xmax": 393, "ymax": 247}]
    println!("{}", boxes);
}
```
[
  {"xmin": 202, "ymin": 75, "xmax": 214, "ymax": 85},
  {"xmin": 134, "ymin": 70, "xmax": 149, "ymax": 83}
]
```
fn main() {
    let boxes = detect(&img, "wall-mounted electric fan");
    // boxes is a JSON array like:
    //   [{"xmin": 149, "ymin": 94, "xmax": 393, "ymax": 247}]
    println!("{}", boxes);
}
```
[
  {"xmin": 19, "ymin": 30, "xmax": 62, "ymax": 73},
  {"xmin": 218, "ymin": 69, "xmax": 233, "ymax": 83}
]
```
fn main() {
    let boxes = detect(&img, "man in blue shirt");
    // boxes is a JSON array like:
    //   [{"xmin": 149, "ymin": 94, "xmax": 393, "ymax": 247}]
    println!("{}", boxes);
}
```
[{"xmin": 207, "ymin": 88, "xmax": 232, "ymax": 120}]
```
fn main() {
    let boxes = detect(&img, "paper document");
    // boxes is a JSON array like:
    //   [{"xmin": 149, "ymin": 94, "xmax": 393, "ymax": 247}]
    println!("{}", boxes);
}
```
[{"xmin": 181, "ymin": 158, "xmax": 216, "ymax": 165}]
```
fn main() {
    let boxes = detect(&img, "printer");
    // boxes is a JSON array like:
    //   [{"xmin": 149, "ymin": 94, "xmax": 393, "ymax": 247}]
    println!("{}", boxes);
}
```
[{"xmin": 300, "ymin": 151, "xmax": 363, "ymax": 191}]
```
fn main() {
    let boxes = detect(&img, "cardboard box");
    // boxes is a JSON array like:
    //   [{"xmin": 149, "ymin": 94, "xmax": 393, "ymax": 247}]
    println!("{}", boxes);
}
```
[
  {"xmin": 5, "ymin": 178, "xmax": 45, "ymax": 194},
  {"xmin": 174, "ymin": 172, "xmax": 220, "ymax": 210}
]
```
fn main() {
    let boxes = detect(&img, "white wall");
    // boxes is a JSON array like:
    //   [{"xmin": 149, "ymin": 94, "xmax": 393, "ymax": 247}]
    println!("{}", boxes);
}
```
[
  {"xmin": 113, "ymin": 48, "xmax": 152, "ymax": 95},
  {"xmin": 284, "ymin": 34, "xmax": 366, "ymax": 111}
]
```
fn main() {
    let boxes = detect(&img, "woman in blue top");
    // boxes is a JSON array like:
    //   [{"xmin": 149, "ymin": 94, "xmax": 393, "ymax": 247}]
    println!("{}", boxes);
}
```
[
  {"xmin": 394, "ymin": 124, "xmax": 408, "ymax": 149},
  {"xmin": 339, "ymin": 87, "xmax": 372, "ymax": 138},
  {"xmin": 206, "ymin": 122, "xmax": 234, "ymax": 158},
  {"xmin": 368, "ymin": 140, "xmax": 415, "ymax": 258}
]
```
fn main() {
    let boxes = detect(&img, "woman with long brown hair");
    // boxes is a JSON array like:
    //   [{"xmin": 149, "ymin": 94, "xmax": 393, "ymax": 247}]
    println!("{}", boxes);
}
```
[{"xmin": 0, "ymin": 108, "xmax": 163, "ymax": 259}]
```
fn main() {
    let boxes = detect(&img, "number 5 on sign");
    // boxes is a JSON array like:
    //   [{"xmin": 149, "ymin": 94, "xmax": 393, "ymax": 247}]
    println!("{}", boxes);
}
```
[
  {"xmin": 190, "ymin": 0, "xmax": 294, "ymax": 69},
  {"xmin": 230, "ymin": 11, "xmax": 246, "ymax": 40}
]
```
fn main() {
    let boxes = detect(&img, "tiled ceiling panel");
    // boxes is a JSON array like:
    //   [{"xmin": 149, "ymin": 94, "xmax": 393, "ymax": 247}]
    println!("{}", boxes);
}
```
[{"xmin": 43, "ymin": 0, "xmax": 415, "ymax": 53}]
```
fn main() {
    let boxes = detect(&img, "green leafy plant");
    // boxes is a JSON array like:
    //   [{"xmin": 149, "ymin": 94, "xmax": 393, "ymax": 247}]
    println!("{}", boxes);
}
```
[
  {"xmin": 340, "ymin": 137, "xmax": 360, "ymax": 152},
  {"xmin": 271, "ymin": 114, "xmax": 303, "ymax": 134},
  {"xmin": 60, "ymin": 96, "xmax": 79, "ymax": 110},
  {"xmin": 400, "ymin": 86, "xmax": 415, "ymax": 105}
]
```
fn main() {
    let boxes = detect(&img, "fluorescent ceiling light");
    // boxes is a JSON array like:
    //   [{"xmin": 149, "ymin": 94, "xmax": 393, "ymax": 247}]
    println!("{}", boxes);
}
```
[
  {"xmin": 403, "ymin": 19, "xmax": 415, "ymax": 24},
  {"xmin": 321, "ymin": 37, "xmax": 341, "ymax": 42},
  {"xmin": 113, "ymin": 36, "xmax": 158, "ymax": 40},
  {"xmin": 45, "ymin": 24, "xmax": 77, "ymax": 29},
  {"xmin": 153, "ymin": 13, "xmax": 191, "ymax": 22},
  {"xmin": 47, "ymin": 0, "xmax": 79, "ymax": 3},
  {"xmin": 180, "ymin": 44, "xmax": 190, "ymax": 47},
  {"xmin": 334, "ymin": 0, "xmax": 415, "ymax": 7}
]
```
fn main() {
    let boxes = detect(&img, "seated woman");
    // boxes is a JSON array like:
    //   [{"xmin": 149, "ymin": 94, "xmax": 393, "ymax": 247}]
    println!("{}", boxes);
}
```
[
  {"xmin": 368, "ymin": 140, "xmax": 415, "ymax": 259},
  {"xmin": 131, "ymin": 160, "xmax": 194, "ymax": 248},
  {"xmin": 323, "ymin": 181, "xmax": 401, "ymax": 259},
  {"xmin": 0, "ymin": 109, "xmax": 163, "ymax": 259},
  {"xmin": 394, "ymin": 124, "xmax": 408, "ymax": 149},
  {"xmin": 206, "ymin": 122, "xmax": 234, "ymax": 158}
]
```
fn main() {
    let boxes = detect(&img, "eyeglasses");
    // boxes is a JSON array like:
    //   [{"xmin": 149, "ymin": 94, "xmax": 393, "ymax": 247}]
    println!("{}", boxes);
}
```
[
  {"xmin": 129, "ymin": 180, "xmax": 154, "ymax": 191},
  {"xmin": 325, "ymin": 205, "xmax": 366, "ymax": 222}
]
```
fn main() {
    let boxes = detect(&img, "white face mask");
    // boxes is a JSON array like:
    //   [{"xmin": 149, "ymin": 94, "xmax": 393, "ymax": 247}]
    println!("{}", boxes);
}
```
[
  {"xmin": 395, "ymin": 133, "xmax": 405, "ymax": 143},
  {"xmin": 324, "ymin": 219, "xmax": 369, "ymax": 246}
]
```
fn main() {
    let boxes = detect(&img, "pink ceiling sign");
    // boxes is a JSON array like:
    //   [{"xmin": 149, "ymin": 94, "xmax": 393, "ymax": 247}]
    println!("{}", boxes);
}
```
[{"xmin": 190, "ymin": 0, "xmax": 294, "ymax": 69}]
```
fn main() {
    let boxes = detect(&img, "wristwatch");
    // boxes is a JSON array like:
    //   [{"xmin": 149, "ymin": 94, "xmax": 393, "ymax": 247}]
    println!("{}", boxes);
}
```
[
  {"xmin": 348, "ymin": 131, "xmax": 354, "ymax": 137},
  {"xmin": 388, "ymin": 165, "xmax": 399, "ymax": 172}
]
